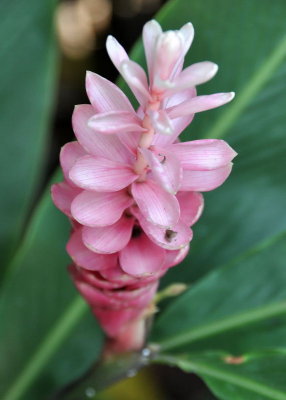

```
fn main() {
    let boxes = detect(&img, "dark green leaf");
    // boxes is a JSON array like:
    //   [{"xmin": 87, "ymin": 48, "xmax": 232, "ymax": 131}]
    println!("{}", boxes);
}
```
[
  {"xmin": 0, "ymin": 176, "xmax": 104, "ymax": 400},
  {"xmin": 0, "ymin": 0, "xmax": 58, "ymax": 266},
  {"xmin": 156, "ymin": 353, "xmax": 286, "ymax": 400},
  {"xmin": 2, "ymin": 0, "xmax": 286, "ymax": 398},
  {"xmin": 152, "ymin": 233, "xmax": 286, "ymax": 353}
]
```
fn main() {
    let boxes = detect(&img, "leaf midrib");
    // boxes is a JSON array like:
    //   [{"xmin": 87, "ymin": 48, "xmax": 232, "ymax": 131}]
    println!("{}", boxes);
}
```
[
  {"xmin": 2, "ymin": 297, "xmax": 87, "ymax": 400},
  {"xmin": 207, "ymin": 33, "xmax": 286, "ymax": 139},
  {"xmin": 155, "ymin": 355, "xmax": 286, "ymax": 400},
  {"xmin": 157, "ymin": 300, "xmax": 286, "ymax": 352},
  {"xmin": 154, "ymin": 231, "xmax": 286, "ymax": 350}
]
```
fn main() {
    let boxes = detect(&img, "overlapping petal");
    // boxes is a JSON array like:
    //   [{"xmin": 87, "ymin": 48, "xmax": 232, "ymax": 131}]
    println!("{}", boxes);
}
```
[
  {"xmin": 119, "ymin": 232, "xmax": 166, "ymax": 277},
  {"xmin": 69, "ymin": 155, "xmax": 138, "ymax": 192},
  {"xmin": 120, "ymin": 60, "xmax": 151, "ymax": 106},
  {"xmin": 88, "ymin": 110, "xmax": 145, "ymax": 134},
  {"xmin": 141, "ymin": 147, "xmax": 182, "ymax": 194},
  {"xmin": 131, "ymin": 180, "xmax": 180, "ymax": 227},
  {"xmin": 71, "ymin": 190, "xmax": 133, "ymax": 227},
  {"xmin": 85, "ymin": 71, "xmax": 134, "ymax": 113},
  {"xmin": 72, "ymin": 105, "xmax": 133, "ymax": 164},
  {"xmin": 134, "ymin": 208, "xmax": 192, "ymax": 250},
  {"xmin": 177, "ymin": 191, "xmax": 204, "ymax": 226},
  {"xmin": 152, "ymin": 88, "xmax": 196, "ymax": 147},
  {"xmin": 165, "ymin": 245, "xmax": 190, "ymax": 268},
  {"xmin": 167, "ymin": 92, "xmax": 235, "ymax": 118},
  {"xmin": 51, "ymin": 182, "xmax": 81, "ymax": 218},
  {"xmin": 67, "ymin": 230, "xmax": 117, "ymax": 270},
  {"xmin": 166, "ymin": 61, "xmax": 218, "ymax": 91},
  {"xmin": 60, "ymin": 142, "xmax": 87, "ymax": 185},
  {"xmin": 180, "ymin": 164, "xmax": 233, "ymax": 191},
  {"xmin": 153, "ymin": 31, "xmax": 184, "ymax": 85},
  {"xmin": 69, "ymin": 265, "xmax": 123, "ymax": 290},
  {"xmin": 170, "ymin": 139, "xmax": 237, "ymax": 170},
  {"xmin": 82, "ymin": 216, "xmax": 134, "ymax": 254},
  {"xmin": 149, "ymin": 109, "xmax": 173, "ymax": 135}
]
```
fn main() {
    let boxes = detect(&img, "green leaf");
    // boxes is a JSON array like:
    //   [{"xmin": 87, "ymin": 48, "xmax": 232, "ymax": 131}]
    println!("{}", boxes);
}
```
[
  {"xmin": 156, "ymin": 353, "xmax": 286, "ymax": 400},
  {"xmin": 0, "ymin": 176, "xmax": 104, "ymax": 400},
  {"xmin": 2, "ymin": 0, "xmax": 286, "ymax": 398},
  {"xmin": 0, "ymin": 0, "xmax": 58, "ymax": 267},
  {"xmin": 152, "ymin": 233, "xmax": 286, "ymax": 353},
  {"xmin": 124, "ymin": 0, "xmax": 286, "ymax": 284}
]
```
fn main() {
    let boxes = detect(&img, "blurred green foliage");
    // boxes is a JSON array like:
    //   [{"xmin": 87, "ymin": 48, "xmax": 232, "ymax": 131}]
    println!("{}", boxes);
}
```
[
  {"xmin": 0, "ymin": 0, "xmax": 58, "ymax": 268},
  {"xmin": 0, "ymin": 0, "xmax": 286, "ymax": 399}
]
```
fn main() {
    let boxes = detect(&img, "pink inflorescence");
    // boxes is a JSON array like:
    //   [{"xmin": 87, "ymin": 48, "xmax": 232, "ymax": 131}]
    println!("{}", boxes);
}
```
[{"xmin": 52, "ymin": 20, "xmax": 237, "ymax": 346}]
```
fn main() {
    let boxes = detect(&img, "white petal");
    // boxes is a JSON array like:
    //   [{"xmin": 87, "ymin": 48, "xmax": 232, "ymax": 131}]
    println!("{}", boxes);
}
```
[
  {"xmin": 106, "ymin": 35, "xmax": 129, "ymax": 70},
  {"xmin": 120, "ymin": 60, "xmax": 151, "ymax": 106},
  {"xmin": 72, "ymin": 105, "xmax": 134, "ymax": 164},
  {"xmin": 168, "ymin": 92, "xmax": 235, "ymax": 119},
  {"xmin": 149, "ymin": 110, "xmax": 173, "ymax": 135},
  {"xmin": 143, "ymin": 20, "xmax": 162, "ymax": 82},
  {"xmin": 179, "ymin": 22, "xmax": 194, "ymax": 55},
  {"xmin": 88, "ymin": 111, "xmax": 145, "ymax": 134},
  {"xmin": 85, "ymin": 71, "xmax": 134, "ymax": 112}
]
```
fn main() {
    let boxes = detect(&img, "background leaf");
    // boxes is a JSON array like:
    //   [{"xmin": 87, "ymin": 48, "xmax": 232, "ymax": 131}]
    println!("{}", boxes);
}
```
[
  {"xmin": 151, "ymin": 228, "xmax": 286, "ymax": 399},
  {"xmin": 152, "ymin": 233, "xmax": 286, "ymax": 353},
  {"xmin": 0, "ymin": 176, "xmax": 104, "ymax": 400},
  {"xmin": 1, "ymin": 0, "xmax": 286, "ymax": 399},
  {"xmin": 156, "ymin": 353, "xmax": 286, "ymax": 400},
  {"xmin": 0, "ymin": 0, "xmax": 58, "ymax": 267}
]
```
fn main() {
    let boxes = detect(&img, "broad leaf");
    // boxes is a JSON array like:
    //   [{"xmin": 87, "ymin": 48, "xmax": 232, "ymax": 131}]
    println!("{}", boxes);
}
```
[
  {"xmin": 152, "ymin": 233, "xmax": 286, "ymax": 353},
  {"xmin": 0, "ymin": 0, "xmax": 58, "ymax": 267},
  {"xmin": 0, "ymin": 177, "xmax": 104, "ymax": 400},
  {"xmin": 156, "ymin": 353, "xmax": 286, "ymax": 400},
  {"xmin": 1, "ymin": 0, "xmax": 286, "ymax": 398},
  {"xmin": 152, "ymin": 233, "xmax": 286, "ymax": 398}
]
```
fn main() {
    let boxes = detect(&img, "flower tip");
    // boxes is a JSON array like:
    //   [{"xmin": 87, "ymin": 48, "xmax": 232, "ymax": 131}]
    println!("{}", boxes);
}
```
[
  {"xmin": 201, "ymin": 62, "xmax": 218, "ymax": 81},
  {"xmin": 183, "ymin": 21, "xmax": 194, "ymax": 30},
  {"xmin": 106, "ymin": 35, "xmax": 116, "ymax": 45},
  {"xmin": 179, "ymin": 22, "xmax": 195, "ymax": 42},
  {"xmin": 224, "ymin": 140, "xmax": 238, "ymax": 159},
  {"xmin": 85, "ymin": 70, "xmax": 94, "ymax": 83},
  {"xmin": 211, "ymin": 63, "xmax": 219, "ymax": 75},
  {"xmin": 233, "ymin": 149, "xmax": 238, "ymax": 158},
  {"xmin": 221, "ymin": 91, "xmax": 235, "ymax": 104},
  {"xmin": 144, "ymin": 19, "xmax": 161, "ymax": 30},
  {"xmin": 229, "ymin": 91, "xmax": 235, "ymax": 100}
]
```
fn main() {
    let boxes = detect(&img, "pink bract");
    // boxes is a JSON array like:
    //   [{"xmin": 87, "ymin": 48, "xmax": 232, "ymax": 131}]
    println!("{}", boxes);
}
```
[{"xmin": 51, "ymin": 19, "xmax": 237, "ymax": 347}]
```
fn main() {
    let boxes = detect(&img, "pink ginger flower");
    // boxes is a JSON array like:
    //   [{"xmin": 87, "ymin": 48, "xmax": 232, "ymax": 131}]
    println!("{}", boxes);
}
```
[{"xmin": 51, "ymin": 20, "xmax": 237, "ymax": 347}]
